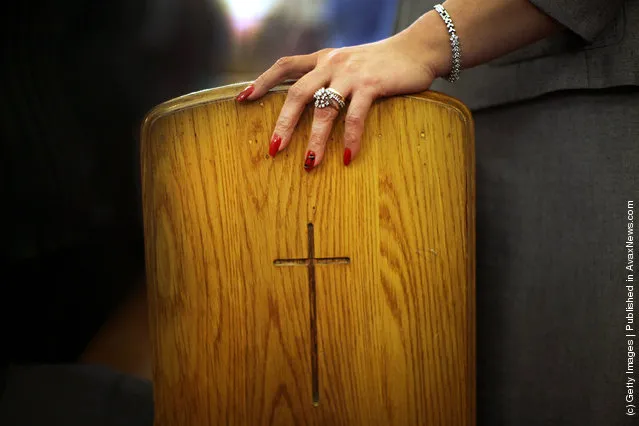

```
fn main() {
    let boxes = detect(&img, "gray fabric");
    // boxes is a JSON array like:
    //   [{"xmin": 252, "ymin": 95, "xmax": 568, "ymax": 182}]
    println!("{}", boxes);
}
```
[
  {"xmin": 530, "ymin": 0, "xmax": 626, "ymax": 41},
  {"xmin": 0, "ymin": 364, "xmax": 153, "ymax": 426},
  {"xmin": 395, "ymin": 1, "xmax": 639, "ymax": 421},
  {"xmin": 474, "ymin": 87, "xmax": 638, "ymax": 425},
  {"xmin": 396, "ymin": 0, "xmax": 639, "ymax": 109}
]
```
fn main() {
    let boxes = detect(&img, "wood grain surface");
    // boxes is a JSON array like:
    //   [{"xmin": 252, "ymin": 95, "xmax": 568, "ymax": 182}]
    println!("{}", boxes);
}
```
[{"xmin": 141, "ymin": 82, "xmax": 475, "ymax": 426}]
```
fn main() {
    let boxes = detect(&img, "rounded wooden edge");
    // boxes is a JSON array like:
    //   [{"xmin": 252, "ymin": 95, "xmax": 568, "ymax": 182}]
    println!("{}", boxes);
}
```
[{"xmin": 140, "ymin": 81, "xmax": 474, "ymax": 142}]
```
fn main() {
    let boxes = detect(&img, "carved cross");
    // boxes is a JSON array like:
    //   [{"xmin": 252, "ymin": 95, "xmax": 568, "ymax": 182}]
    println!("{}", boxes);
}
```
[{"xmin": 273, "ymin": 223, "xmax": 350, "ymax": 406}]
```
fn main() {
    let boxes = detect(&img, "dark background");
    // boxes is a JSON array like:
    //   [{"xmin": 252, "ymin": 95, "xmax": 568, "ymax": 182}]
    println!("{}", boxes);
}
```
[
  {"xmin": 1, "ymin": 0, "xmax": 231, "ymax": 363},
  {"xmin": 1, "ymin": 0, "xmax": 398, "ymax": 365}
]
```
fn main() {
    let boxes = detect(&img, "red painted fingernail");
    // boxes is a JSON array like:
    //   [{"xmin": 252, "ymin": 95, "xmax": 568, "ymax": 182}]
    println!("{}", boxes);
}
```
[
  {"xmin": 236, "ymin": 85, "xmax": 254, "ymax": 102},
  {"xmin": 269, "ymin": 135, "xmax": 282, "ymax": 157},
  {"xmin": 343, "ymin": 148, "xmax": 352, "ymax": 166},
  {"xmin": 304, "ymin": 151, "xmax": 316, "ymax": 172}
]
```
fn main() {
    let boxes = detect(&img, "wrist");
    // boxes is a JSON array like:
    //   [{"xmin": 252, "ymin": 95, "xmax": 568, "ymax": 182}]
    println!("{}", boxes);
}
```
[{"xmin": 400, "ymin": 9, "xmax": 456, "ymax": 80}]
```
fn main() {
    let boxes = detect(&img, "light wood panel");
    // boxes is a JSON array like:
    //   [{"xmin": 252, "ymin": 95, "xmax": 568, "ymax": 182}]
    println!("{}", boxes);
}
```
[{"xmin": 141, "ymin": 82, "xmax": 475, "ymax": 426}]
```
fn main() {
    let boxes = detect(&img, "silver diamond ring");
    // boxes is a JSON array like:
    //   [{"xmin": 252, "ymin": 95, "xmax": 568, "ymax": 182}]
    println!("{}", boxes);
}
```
[{"xmin": 313, "ymin": 87, "xmax": 346, "ymax": 110}]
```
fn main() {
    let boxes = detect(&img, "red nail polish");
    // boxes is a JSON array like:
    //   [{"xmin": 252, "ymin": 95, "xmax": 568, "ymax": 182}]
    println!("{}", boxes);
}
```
[
  {"xmin": 343, "ymin": 148, "xmax": 352, "ymax": 166},
  {"xmin": 269, "ymin": 135, "xmax": 282, "ymax": 157},
  {"xmin": 236, "ymin": 85, "xmax": 254, "ymax": 102},
  {"xmin": 304, "ymin": 151, "xmax": 316, "ymax": 172}
]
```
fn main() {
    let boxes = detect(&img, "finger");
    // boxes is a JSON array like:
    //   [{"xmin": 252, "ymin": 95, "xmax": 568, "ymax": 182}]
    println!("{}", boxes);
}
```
[
  {"xmin": 269, "ymin": 69, "xmax": 330, "ymax": 158},
  {"xmin": 236, "ymin": 53, "xmax": 319, "ymax": 103},
  {"xmin": 342, "ymin": 91, "xmax": 374, "ymax": 166},
  {"xmin": 303, "ymin": 85, "xmax": 351, "ymax": 172}
]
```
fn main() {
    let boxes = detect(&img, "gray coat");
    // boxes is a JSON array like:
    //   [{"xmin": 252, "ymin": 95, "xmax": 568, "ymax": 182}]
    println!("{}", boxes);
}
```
[
  {"xmin": 396, "ymin": 3, "xmax": 638, "ymax": 425},
  {"xmin": 396, "ymin": 0, "xmax": 639, "ymax": 109}
]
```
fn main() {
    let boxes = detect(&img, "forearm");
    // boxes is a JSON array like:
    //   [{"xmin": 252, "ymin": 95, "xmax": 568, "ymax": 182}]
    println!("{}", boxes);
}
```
[{"xmin": 402, "ymin": 0, "xmax": 562, "ymax": 79}]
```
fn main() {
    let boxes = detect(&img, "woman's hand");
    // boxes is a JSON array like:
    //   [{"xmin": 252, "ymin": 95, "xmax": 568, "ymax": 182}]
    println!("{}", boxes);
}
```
[
  {"xmin": 235, "ymin": 28, "xmax": 449, "ymax": 170},
  {"xmin": 235, "ymin": 0, "xmax": 561, "ymax": 170}
]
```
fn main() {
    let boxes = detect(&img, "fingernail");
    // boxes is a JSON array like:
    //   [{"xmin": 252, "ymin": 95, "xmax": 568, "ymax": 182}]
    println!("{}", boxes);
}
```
[
  {"xmin": 269, "ymin": 135, "xmax": 282, "ymax": 157},
  {"xmin": 343, "ymin": 148, "xmax": 352, "ymax": 166},
  {"xmin": 236, "ymin": 85, "xmax": 254, "ymax": 102},
  {"xmin": 304, "ymin": 151, "xmax": 316, "ymax": 172}
]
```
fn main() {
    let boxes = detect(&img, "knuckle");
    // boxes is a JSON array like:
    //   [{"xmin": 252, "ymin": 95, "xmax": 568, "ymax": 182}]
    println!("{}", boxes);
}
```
[
  {"xmin": 360, "ymin": 74, "xmax": 383, "ymax": 92},
  {"xmin": 344, "ymin": 59, "xmax": 362, "ymax": 74},
  {"xmin": 345, "ymin": 113, "xmax": 364, "ymax": 129},
  {"xmin": 326, "ymin": 49, "xmax": 349, "ymax": 66},
  {"xmin": 344, "ymin": 135, "xmax": 358, "ymax": 148},
  {"xmin": 344, "ymin": 128, "xmax": 360, "ymax": 147},
  {"xmin": 287, "ymin": 85, "xmax": 306, "ymax": 102},
  {"xmin": 307, "ymin": 133, "xmax": 326, "ymax": 150},
  {"xmin": 275, "ymin": 115, "xmax": 293, "ymax": 132},
  {"xmin": 274, "ymin": 56, "xmax": 293, "ymax": 70},
  {"xmin": 318, "ymin": 47, "xmax": 334, "ymax": 56},
  {"xmin": 314, "ymin": 106, "xmax": 338, "ymax": 122},
  {"xmin": 308, "ymin": 134, "xmax": 322, "ymax": 147}
]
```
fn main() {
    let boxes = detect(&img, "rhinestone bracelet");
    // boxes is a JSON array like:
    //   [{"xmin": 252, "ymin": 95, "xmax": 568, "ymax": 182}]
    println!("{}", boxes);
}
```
[{"xmin": 433, "ymin": 4, "xmax": 462, "ymax": 83}]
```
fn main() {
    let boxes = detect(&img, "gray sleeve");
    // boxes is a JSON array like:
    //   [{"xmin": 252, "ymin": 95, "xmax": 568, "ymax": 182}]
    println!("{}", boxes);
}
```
[
  {"xmin": 530, "ymin": 0, "xmax": 625, "ymax": 41},
  {"xmin": 0, "ymin": 364, "xmax": 153, "ymax": 426}
]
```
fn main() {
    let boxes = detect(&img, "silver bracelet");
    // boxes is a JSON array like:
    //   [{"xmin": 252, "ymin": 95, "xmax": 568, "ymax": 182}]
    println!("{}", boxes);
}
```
[{"xmin": 433, "ymin": 4, "xmax": 462, "ymax": 83}]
